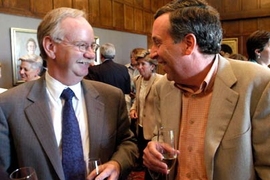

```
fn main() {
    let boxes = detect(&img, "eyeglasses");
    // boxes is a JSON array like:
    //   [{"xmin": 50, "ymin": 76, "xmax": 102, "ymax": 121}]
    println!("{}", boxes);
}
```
[{"xmin": 55, "ymin": 38, "xmax": 100, "ymax": 52}]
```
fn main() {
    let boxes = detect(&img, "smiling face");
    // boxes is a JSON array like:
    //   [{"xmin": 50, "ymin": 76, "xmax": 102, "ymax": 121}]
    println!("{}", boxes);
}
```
[
  {"xmin": 19, "ymin": 61, "xmax": 40, "ymax": 82},
  {"xmin": 46, "ymin": 17, "xmax": 96, "ymax": 85},
  {"xmin": 150, "ymin": 13, "xmax": 191, "ymax": 84}
]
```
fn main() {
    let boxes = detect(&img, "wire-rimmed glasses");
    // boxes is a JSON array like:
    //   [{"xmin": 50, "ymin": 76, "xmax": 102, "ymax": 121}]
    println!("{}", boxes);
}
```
[{"xmin": 55, "ymin": 38, "xmax": 100, "ymax": 53}]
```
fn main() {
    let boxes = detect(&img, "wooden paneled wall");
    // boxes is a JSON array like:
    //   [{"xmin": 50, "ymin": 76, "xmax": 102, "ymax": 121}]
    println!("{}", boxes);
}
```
[
  {"xmin": 0, "ymin": 0, "xmax": 169, "ymax": 35},
  {"xmin": 208, "ymin": 0, "xmax": 270, "ymax": 58},
  {"xmin": 0, "ymin": 0, "xmax": 269, "ymax": 58}
]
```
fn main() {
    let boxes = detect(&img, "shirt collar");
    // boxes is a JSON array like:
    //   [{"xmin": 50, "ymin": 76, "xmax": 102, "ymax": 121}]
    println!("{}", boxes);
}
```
[
  {"xmin": 45, "ymin": 72, "xmax": 82, "ymax": 101},
  {"xmin": 175, "ymin": 55, "xmax": 218, "ymax": 95}
]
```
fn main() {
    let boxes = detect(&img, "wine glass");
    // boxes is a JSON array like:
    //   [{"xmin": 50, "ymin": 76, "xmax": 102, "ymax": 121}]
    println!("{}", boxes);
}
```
[
  {"xmin": 85, "ymin": 158, "xmax": 101, "ymax": 178},
  {"xmin": 158, "ymin": 127, "xmax": 177, "ymax": 180},
  {"xmin": 9, "ymin": 167, "xmax": 38, "ymax": 180}
]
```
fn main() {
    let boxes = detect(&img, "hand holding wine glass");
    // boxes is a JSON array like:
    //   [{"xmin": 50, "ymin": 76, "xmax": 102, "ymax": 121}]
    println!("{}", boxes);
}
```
[
  {"xmin": 158, "ymin": 127, "xmax": 177, "ymax": 179},
  {"xmin": 86, "ymin": 158, "xmax": 101, "ymax": 179},
  {"xmin": 9, "ymin": 167, "xmax": 38, "ymax": 180}
]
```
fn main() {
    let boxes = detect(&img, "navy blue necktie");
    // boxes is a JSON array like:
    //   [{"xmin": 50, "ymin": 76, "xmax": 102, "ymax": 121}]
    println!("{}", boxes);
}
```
[{"xmin": 61, "ymin": 88, "xmax": 85, "ymax": 180}]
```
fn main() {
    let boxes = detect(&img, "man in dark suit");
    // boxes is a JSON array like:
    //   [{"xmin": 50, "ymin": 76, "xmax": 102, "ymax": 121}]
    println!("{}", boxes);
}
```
[
  {"xmin": 85, "ymin": 43, "xmax": 131, "ymax": 95},
  {"xmin": 0, "ymin": 7, "xmax": 138, "ymax": 180}
]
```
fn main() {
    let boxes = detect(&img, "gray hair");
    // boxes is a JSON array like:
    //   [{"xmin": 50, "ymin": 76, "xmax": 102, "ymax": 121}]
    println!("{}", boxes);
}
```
[
  {"xmin": 19, "ymin": 54, "xmax": 43, "ymax": 70},
  {"xmin": 37, "ymin": 7, "xmax": 86, "ymax": 60},
  {"xmin": 100, "ymin": 43, "xmax": 116, "ymax": 59}
]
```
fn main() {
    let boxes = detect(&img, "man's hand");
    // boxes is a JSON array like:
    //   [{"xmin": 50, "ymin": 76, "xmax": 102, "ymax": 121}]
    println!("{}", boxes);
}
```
[
  {"xmin": 143, "ymin": 141, "xmax": 179, "ymax": 174},
  {"xmin": 86, "ymin": 160, "xmax": 120, "ymax": 180}
]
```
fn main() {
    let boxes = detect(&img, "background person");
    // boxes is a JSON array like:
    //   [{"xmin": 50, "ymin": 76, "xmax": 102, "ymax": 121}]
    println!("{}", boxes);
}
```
[
  {"xmin": 219, "ymin": 43, "xmax": 233, "ymax": 58},
  {"xmin": 129, "ymin": 49, "xmax": 163, "ymax": 175},
  {"xmin": 143, "ymin": 0, "xmax": 270, "ymax": 180},
  {"xmin": 85, "ymin": 43, "xmax": 131, "ymax": 95},
  {"xmin": 125, "ymin": 47, "xmax": 143, "ymax": 137},
  {"xmin": 19, "ymin": 54, "xmax": 43, "ymax": 82},
  {"xmin": 229, "ymin": 53, "xmax": 248, "ymax": 61},
  {"xmin": 0, "ymin": 7, "xmax": 138, "ymax": 180},
  {"xmin": 246, "ymin": 30, "xmax": 270, "ymax": 67}
]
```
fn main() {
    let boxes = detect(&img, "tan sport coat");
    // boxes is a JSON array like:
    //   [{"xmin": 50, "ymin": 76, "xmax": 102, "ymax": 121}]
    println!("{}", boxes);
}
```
[
  {"xmin": 154, "ymin": 55, "xmax": 270, "ymax": 180},
  {"xmin": 131, "ymin": 73, "xmax": 163, "ymax": 140},
  {"xmin": 0, "ymin": 77, "xmax": 138, "ymax": 180}
]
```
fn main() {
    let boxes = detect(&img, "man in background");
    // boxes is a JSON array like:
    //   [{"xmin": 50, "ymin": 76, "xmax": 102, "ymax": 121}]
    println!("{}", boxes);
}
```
[
  {"xmin": 85, "ymin": 43, "xmax": 131, "ymax": 95},
  {"xmin": 219, "ymin": 43, "xmax": 233, "ymax": 58}
]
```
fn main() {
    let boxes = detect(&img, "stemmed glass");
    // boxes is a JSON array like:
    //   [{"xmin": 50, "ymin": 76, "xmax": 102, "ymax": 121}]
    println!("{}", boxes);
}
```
[
  {"xmin": 9, "ymin": 167, "xmax": 38, "ymax": 180},
  {"xmin": 158, "ymin": 127, "xmax": 177, "ymax": 180},
  {"xmin": 85, "ymin": 158, "xmax": 101, "ymax": 178}
]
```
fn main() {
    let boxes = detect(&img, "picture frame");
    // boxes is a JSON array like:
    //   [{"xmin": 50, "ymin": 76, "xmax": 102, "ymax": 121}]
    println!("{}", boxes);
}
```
[
  {"xmin": 10, "ymin": 27, "xmax": 40, "ymax": 85},
  {"xmin": 94, "ymin": 36, "xmax": 101, "ymax": 64},
  {"xmin": 221, "ymin": 38, "xmax": 238, "ymax": 54}
]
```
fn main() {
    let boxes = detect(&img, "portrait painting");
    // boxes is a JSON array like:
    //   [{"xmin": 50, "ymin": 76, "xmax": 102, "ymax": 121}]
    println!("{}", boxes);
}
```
[{"xmin": 11, "ymin": 27, "xmax": 40, "ymax": 85}]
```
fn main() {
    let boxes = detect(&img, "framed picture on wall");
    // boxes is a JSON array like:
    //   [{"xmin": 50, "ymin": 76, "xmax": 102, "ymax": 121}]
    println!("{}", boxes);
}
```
[
  {"xmin": 94, "ymin": 36, "xmax": 101, "ymax": 65},
  {"xmin": 10, "ymin": 27, "xmax": 40, "ymax": 85},
  {"xmin": 221, "ymin": 38, "xmax": 238, "ymax": 54}
]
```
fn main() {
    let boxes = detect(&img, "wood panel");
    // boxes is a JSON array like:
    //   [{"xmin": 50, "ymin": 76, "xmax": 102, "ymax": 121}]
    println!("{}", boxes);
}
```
[
  {"xmin": 113, "ymin": 1, "xmax": 124, "ymax": 29},
  {"xmin": 144, "ymin": 11, "xmax": 153, "ymax": 34},
  {"xmin": 31, "ymin": 0, "xmax": 52, "ymax": 16},
  {"xmin": 143, "ymin": 0, "xmax": 151, "ymax": 11},
  {"xmin": 134, "ymin": 8, "xmax": 143, "ymax": 32},
  {"xmin": 3, "ymin": 0, "xmax": 30, "ymax": 10},
  {"xmin": 258, "ymin": 17, "xmax": 270, "ymax": 31},
  {"xmin": 222, "ymin": 21, "xmax": 240, "ymax": 36},
  {"xmin": 134, "ymin": 0, "xmax": 143, "ymax": 7},
  {"xmin": 261, "ymin": 0, "xmax": 270, "ymax": 8},
  {"xmin": 242, "ymin": 0, "xmax": 257, "ymax": 11},
  {"xmin": 100, "ymin": 0, "xmax": 113, "ymax": 27},
  {"xmin": 124, "ymin": 4, "xmax": 134, "ymax": 31},
  {"xmin": 222, "ymin": 0, "xmax": 240, "ymax": 13},
  {"xmin": 241, "ymin": 19, "xmax": 258, "ymax": 35},
  {"xmin": 53, "ymin": 0, "xmax": 72, "ymax": 8},
  {"xmin": 88, "ymin": 0, "xmax": 100, "ymax": 25},
  {"xmin": 124, "ymin": 0, "xmax": 133, "ymax": 5},
  {"xmin": 1, "ymin": 0, "xmax": 32, "ymax": 16},
  {"xmin": 151, "ymin": 0, "xmax": 164, "ymax": 13},
  {"xmin": 72, "ymin": 0, "xmax": 89, "ymax": 13}
]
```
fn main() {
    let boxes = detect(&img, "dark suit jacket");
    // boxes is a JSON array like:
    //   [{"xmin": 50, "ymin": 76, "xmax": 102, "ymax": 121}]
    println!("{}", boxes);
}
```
[
  {"xmin": 85, "ymin": 60, "xmax": 131, "ymax": 94},
  {"xmin": 0, "ymin": 77, "xmax": 138, "ymax": 180}
]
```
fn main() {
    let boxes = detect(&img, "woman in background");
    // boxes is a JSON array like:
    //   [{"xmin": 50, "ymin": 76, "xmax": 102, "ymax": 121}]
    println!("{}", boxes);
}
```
[
  {"xmin": 19, "ymin": 54, "xmax": 43, "ymax": 82},
  {"xmin": 246, "ymin": 30, "xmax": 270, "ymax": 67},
  {"xmin": 129, "ymin": 49, "xmax": 163, "ymax": 177}
]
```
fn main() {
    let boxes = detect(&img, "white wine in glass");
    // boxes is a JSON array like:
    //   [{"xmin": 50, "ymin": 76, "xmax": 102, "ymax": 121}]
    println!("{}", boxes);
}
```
[{"xmin": 158, "ymin": 127, "xmax": 177, "ymax": 179}]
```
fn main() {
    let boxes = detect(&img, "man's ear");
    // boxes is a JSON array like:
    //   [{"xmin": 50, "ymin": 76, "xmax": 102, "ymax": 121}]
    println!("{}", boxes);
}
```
[
  {"xmin": 183, "ymin": 33, "xmax": 196, "ymax": 55},
  {"xmin": 43, "ymin": 36, "xmax": 56, "ymax": 59}
]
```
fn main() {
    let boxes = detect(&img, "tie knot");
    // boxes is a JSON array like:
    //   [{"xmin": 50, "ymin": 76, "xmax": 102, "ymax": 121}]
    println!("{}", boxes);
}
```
[{"xmin": 61, "ymin": 88, "xmax": 75, "ymax": 101}]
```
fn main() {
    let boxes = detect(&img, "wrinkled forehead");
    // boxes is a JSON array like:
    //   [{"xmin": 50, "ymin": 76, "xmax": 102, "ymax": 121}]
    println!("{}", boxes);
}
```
[{"xmin": 61, "ymin": 17, "xmax": 95, "ymax": 42}]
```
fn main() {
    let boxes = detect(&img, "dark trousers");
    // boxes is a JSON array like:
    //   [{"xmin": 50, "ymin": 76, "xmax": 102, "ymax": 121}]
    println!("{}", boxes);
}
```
[{"xmin": 137, "ymin": 126, "xmax": 150, "ymax": 166}]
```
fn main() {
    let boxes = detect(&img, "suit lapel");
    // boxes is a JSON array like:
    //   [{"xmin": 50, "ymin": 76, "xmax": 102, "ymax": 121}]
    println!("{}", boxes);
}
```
[
  {"xmin": 82, "ymin": 80, "xmax": 104, "ymax": 158},
  {"xmin": 25, "ymin": 78, "xmax": 65, "ymax": 180},
  {"xmin": 160, "ymin": 80, "xmax": 182, "ymax": 141},
  {"xmin": 204, "ymin": 57, "xmax": 239, "ymax": 180}
]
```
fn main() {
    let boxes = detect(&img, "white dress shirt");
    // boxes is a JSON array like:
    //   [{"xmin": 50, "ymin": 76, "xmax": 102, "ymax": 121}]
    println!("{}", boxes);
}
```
[{"xmin": 45, "ymin": 72, "xmax": 89, "ymax": 160}]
